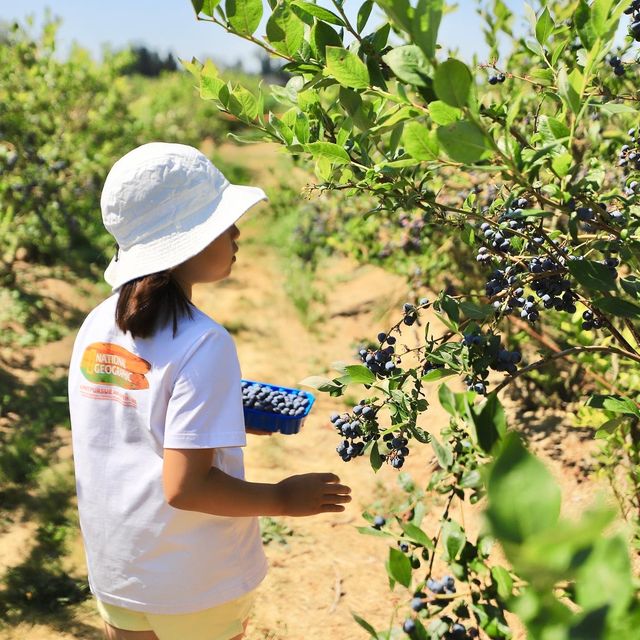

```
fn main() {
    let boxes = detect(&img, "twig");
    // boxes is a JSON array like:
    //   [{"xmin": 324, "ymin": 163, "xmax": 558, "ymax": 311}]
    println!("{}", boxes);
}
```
[
  {"xmin": 329, "ymin": 563, "xmax": 344, "ymax": 613},
  {"xmin": 493, "ymin": 345, "xmax": 640, "ymax": 397}
]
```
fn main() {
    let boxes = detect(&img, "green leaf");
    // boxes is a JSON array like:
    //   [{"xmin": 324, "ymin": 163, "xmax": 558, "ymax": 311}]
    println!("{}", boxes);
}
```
[
  {"xmin": 441, "ymin": 520, "xmax": 466, "ymax": 561},
  {"xmin": 369, "ymin": 440, "xmax": 383, "ymax": 472},
  {"xmin": 441, "ymin": 295, "xmax": 459, "ymax": 324},
  {"xmin": 428, "ymin": 100, "xmax": 462, "ymax": 125},
  {"xmin": 621, "ymin": 275, "xmax": 640, "ymax": 299},
  {"xmin": 199, "ymin": 60, "xmax": 225, "ymax": 100},
  {"xmin": 382, "ymin": 45, "xmax": 431, "ymax": 87},
  {"xmin": 306, "ymin": 141, "xmax": 351, "ymax": 165},
  {"xmin": 352, "ymin": 613, "xmax": 379, "ymax": 638},
  {"xmin": 558, "ymin": 66, "xmax": 582, "ymax": 114},
  {"xmin": 575, "ymin": 0, "xmax": 596, "ymax": 50},
  {"xmin": 266, "ymin": 3, "xmax": 305, "ymax": 56},
  {"xmin": 290, "ymin": 0, "xmax": 344, "ymax": 25},
  {"xmin": 575, "ymin": 535, "xmax": 633, "ymax": 616},
  {"xmin": 433, "ymin": 59, "xmax": 473, "ymax": 107},
  {"xmin": 459, "ymin": 300, "xmax": 493, "ymax": 320},
  {"xmin": 225, "ymin": 0, "xmax": 262, "ymax": 35},
  {"xmin": 299, "ymin": 375, "xmax": 333, "ymax": 390},
  {"xmin": 430, "ymin": 433, "xmax": 453, "ymax": 468},
  {"xmin": 192, "ymin": 0, "xmax": 222, "ymax": 16},
  {"xmin": 491, "ymin": 566, "xmax": 514, "ymax": 600},
  {"xmin": 388, "ymin": 547, "xmax": 412, "ymax": 587},
  {"xmin": 552, "ymin": 152, "xmax": 572, "ymax": 177},
  {"xmin": 412, "ymin": 0, "xmax": 443, "ymax": 59},
  {"xmin": 486, "ymin": 433, "xmax": 561, "ymax": 545},
  {"xmin": 460, "ymin": 469, "xmax": 482, "ymax": 488},
  {"xmin": 343, "ymin": 364, "xmax": 376, "ymax": 384},
  {"xmin": 437, "ymin": 120, "xmax": 490, "ymax": 164},
  {"xmin": 421, "ymin": 368, "xmax": 456, "ymax": 382},
  {"xmin": 585, "ymin": 394, "xmax": 640, "ymax": 418},
  {"xmin": 438, "ymin": 383, "xmax": 457, "ymax": 417},
  {"xmin": 595, "ymin": 102, "xmax": 638, "ymax": 115},
  {"xmin": 467, "ymin": 391, "xmax": 506, "ymax": 454},
  {"xmin": 357, "ymin": 525, "xmax": 393, "ymax": 538},
  {"xmin": 324, "ymin": 46, "xmax": 370, "ymax": 89},
  {"xmin": 376, "ymin": 0, "xmax": 412, "ymax": 35},
  {"xmin": 539, "ymin": 115, "xmax": 570, "ymax": 142},
  {"xmin": 357, "ymin": 0, "xmax": 374, "ymax": 32},
  {"xmin": 535, "ymin": 6, "xmax": 554, "ymax": 45},
  {"xmin": 402, "ymin": 122, "xmax": 439, "ymax": 161},
  {"xmin": 310, "ymin": 21, "xmax": 342, "ymax": 59},
  {"xmin": 592, "ymin": 296, "xmax": 640, "ymax": 318},
  {"xmin": 400, "ymin": 522, "xmax": 434, "ymax": 549},
  {"xmin": 567, "ymin": 259, "xmax": 618, "ymax": 292},
  {"xmin": 234, "ymin": 86, "xmax": 259, "ymax": 120},
  {"xmin": 196, "ymin": 0, "xmax": 224, "ymax": 16}
]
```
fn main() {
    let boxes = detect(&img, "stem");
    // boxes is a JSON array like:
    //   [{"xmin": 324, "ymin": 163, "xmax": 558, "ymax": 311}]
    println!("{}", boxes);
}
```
[
  {"xmin": 493, "ymin": 345, "xmax": 640, "ymax": 396},
  {"xmin": 197, "ymin": 15, "xmax": 295, "ymax": 62},
  {"xmin": 330, "ymin": 0, "xmax": 363, "ymax": 44},
  {"xmin": 427, "ymin": 477, "xmax": 460, "ymax": 577},
  {"xmin": 506, "ymin": 315, "xmax": 626, "ymax": 397}
]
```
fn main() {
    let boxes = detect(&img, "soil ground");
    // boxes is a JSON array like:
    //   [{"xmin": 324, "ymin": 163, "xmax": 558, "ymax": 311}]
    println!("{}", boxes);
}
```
[{"xmin": 0, "ymin": 143, "xmax": 623, "ymax": 639}]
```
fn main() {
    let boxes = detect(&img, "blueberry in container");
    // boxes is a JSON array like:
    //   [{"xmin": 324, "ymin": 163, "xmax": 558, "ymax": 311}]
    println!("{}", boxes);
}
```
[{"xmin": 241, "ymin": 379, "xmax": 316, "ymax": 435}]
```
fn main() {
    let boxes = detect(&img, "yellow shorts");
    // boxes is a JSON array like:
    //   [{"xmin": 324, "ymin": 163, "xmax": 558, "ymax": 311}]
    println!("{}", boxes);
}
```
[{"xmin": 95, "ymin": 589, "xmax": 257, "ymax": 640}]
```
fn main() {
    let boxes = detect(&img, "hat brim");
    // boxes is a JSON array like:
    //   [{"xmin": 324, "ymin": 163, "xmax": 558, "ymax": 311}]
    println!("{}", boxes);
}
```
[{"xmin": 104, "ymin": 183, "xmax": 268, "ymax": 291}]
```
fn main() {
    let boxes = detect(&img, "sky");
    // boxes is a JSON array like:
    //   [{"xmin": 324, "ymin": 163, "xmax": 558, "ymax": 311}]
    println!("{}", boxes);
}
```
[{"xmin": 0, "ymin": 0, "xmax": 523, "ymax": 72}]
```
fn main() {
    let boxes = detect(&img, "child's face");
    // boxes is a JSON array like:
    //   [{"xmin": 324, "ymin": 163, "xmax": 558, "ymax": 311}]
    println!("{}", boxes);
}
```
[{"xmin": 172, "ymin": 224, "xmax": 240, "ymax": 287}]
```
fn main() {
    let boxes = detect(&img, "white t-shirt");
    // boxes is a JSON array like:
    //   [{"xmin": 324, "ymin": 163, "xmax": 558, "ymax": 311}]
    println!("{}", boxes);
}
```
[{"xmin": 67, "ymin": 291, "xmax": 268, "ymax": 614}]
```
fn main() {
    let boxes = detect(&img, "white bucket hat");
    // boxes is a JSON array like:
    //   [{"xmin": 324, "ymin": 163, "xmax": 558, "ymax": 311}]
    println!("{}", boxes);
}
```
[{"xmin": 101, "ymin": 142, "xmax": 268, "ymax": 291}]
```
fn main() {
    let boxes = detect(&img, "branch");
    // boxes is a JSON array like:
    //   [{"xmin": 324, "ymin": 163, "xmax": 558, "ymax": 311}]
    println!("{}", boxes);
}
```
[{"xmin": 493, "ymin": 345, "xmax": 640, "ymax": 398}]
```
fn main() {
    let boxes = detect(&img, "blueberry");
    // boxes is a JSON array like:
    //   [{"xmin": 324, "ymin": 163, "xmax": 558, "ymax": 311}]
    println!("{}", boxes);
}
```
[
  {"xmin": 373, "ymin": 515, "xmax": 386, "ymax": 529},
  {"xmin": 410, "ymin": 596, "xmax": 425, "ymax": 612},
  {"xmin": 403, "ymin": 618, "xmax": 416, "ymax": 633},
  {"xmin": 377, "ymin": 332, "xmax": 387, "ymax": 343},
  {"xmin": 450, "ymin": 623, "xmax": 467, "ymax": 639}
]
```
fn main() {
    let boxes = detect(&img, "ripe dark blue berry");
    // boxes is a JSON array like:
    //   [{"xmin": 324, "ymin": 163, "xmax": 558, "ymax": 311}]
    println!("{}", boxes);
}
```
[
  {"xmin": 403, "ymin": 618, "xmax": 416, "ymax": 634},
  {"xmin": 410, "ymin": 596, "xmax": 425, "ymax": 612}
]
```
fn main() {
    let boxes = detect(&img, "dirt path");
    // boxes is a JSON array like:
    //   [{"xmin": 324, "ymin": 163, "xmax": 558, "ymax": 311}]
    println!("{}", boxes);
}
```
[{"xmin": 0, "ymin": 143, "xmax": 616, "ymax": 639}]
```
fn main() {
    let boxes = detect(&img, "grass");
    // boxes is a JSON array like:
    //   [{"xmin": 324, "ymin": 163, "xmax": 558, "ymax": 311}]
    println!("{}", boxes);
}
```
[{"xmin": 259, "ymin": 517, "xmax": 295, "ymax": 547}]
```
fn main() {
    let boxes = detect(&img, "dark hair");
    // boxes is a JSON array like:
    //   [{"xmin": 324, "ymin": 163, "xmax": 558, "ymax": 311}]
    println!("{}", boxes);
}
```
[{"xmin": 115, "ymin": 271, "xmax": 195, "ymax": 339}]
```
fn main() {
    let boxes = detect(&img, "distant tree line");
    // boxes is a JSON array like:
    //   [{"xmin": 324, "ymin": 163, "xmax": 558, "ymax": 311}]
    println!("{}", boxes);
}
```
[{"xmin": 121, "ymin": 45, "xmax": 178, "ymax": 76}]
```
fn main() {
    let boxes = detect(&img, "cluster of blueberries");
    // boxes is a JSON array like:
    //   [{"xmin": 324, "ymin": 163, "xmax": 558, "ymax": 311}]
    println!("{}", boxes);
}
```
[
  {"xmin": 625, "ymin": 1, "xmax": 640, "ymax": 40},
  {"xmin": 331, "ymin": 402, "xmax": 375, "ymax": 462},
  {"xmin": 358, "ymin": 301, "xmax": 430, "ymax": 378},
  {"xmin": 487, "ymin": 72, "xmax": 506, "ymax": 84},
  {"xmin": 359, "ymin": 333, "xmax": 399, "ymax": 378},
  {"xmin": 462, "ymin": 332, "xmax": 521, "ymax": 394},
  {"xmin": 403, "ymin": 576, "xmax": 478, "ymax": 638},
  {"xmin": 478, "ymin": 214, "xmax": 621, "ymax": 333},
  {"xmin": 241, "ymin": 381, "xmax": 309, "ymax": 416},
  {"xmin": 618, "ymin": 128, "xmax": 640, "ymax": 172},
  {"xmin": 608, "ymin": 54, "xmax": 626, "ymax": 76},
  {"xmin": 570, "ymin": 199, "xmax": 626, "ymax": 229},
  {"xmin": 384, "ymin": 432, "xmax": 410, "ymax": 468},
  {"xmin": 476, "ymin": 198, "xmax": 538, "ymax": 262}
]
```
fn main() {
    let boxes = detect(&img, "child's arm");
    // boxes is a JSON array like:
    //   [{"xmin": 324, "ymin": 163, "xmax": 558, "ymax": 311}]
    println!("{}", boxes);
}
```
[{"xmin": 163, "ymin": 448, "xmax": 352, "ymax": 518}]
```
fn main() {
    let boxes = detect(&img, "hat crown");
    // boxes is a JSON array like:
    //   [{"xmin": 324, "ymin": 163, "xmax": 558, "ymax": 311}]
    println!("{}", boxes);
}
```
[{"xmin": 100, "ymin": 142, "xmax": 229, "ymax": 250}]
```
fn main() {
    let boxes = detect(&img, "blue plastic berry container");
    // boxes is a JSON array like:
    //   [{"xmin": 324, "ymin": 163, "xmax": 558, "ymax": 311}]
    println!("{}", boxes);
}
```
[{"xmin": 241, "ymin": 379, "xmax": 315, "ymax": 435}]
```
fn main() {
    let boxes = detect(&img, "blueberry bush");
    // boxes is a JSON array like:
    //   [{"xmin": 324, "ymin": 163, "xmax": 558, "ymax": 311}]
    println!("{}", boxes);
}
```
[{"xmin": 189, "ymin": 0, "xmax": 640, "ymax": 637}]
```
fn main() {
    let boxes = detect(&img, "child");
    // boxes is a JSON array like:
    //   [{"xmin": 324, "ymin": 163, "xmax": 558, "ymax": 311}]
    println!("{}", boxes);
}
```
[{"xmin": 67, "ymin": 142, "xmax": 352, "ymax": 640}]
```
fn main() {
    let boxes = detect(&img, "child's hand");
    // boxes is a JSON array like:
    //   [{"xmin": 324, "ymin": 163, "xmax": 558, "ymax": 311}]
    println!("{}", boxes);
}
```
[
  {"xmin": 277, "ymin": 472, "xmax": 352, "ymax": 516},
  {"xmin": 245, "ymin": 428, "xmax": 274, "ymax": 436}
]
